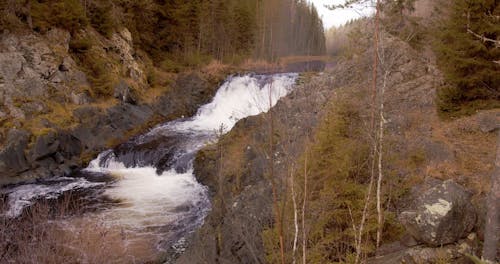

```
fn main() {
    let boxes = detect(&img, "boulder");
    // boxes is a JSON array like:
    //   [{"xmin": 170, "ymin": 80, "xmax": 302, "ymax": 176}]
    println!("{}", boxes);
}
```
[{"xmin": 399, "ymin": 180, "xmax": 476, "ymax": 246}]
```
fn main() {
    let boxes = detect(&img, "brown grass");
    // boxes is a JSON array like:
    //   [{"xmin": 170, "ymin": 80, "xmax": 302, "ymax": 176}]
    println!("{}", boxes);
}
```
[
  {"xmin": 428, "ymin": 110, "xmax": 498, "ymax": 195},
  {"xmin": 0, "ymin": 193, "xmax": 159, "ymax": 263}
]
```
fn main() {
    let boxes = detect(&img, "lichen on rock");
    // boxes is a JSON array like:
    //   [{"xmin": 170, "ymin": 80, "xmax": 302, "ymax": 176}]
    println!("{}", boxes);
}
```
[{"xmin": 399, "ymin": 180, "xmax": 476, "ymax": 246}]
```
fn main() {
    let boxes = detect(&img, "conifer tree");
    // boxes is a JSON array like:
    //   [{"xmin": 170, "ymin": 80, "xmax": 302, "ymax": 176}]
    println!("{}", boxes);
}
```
[{"xmin": 434, "ymin": 0, "xmax": 500, "ymax": 114}]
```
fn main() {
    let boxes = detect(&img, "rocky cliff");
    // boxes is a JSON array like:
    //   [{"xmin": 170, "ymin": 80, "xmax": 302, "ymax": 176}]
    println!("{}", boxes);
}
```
[{"xmin": 0, "ymin": 27, "xmax": 225, "ymax": 185}]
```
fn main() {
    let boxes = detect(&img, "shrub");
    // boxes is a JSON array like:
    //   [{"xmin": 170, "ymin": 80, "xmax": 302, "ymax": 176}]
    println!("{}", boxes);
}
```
[
  {"xmin": 88, "ymin": 0, "xmax": 118, "ymax": 37},
  {"xmin": 159, "ymin": 58, "xmax": 184, "ymax": 73},
  {"xmin": 69, "ymin": 36, "xmax": 92, "ymax": 53},
  {"xmin": 31, "ymin": 0, "xmax": 88, "ymax": 33}
]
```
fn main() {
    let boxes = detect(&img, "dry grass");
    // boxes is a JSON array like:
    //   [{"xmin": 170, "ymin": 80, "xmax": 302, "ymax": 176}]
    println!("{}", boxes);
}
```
[
  {"xmin": 238, "ymin": 59, "xmax": 281, "ymax": 72},
  {"xmin": 200, "ymin": 60, "xmax": 230, "ymax": 76},
  {"xmin": 0, "ymin": 193, "xmax": 154, "ymax": 264},
  {"xmin": 427, "ymin": 110, "xmax": 498, "ymax": 195}
]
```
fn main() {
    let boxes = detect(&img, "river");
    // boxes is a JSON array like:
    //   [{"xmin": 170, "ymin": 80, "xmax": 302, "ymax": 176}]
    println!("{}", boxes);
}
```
[{"xmin": 1, "ymin": 73, "xmax": 297, "ymax": 262}]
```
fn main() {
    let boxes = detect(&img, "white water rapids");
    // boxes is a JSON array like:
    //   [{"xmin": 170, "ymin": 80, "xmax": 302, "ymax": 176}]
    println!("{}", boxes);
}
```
[{"xmin": 1, "ymin": 73, "xmax": 297, "ymax": 256}]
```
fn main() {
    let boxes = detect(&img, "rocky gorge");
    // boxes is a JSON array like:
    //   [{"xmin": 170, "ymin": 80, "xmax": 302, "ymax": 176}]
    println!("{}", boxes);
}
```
[{"xmin": 0, "ymin": 0, "xmax": 498, "ymax": 262}]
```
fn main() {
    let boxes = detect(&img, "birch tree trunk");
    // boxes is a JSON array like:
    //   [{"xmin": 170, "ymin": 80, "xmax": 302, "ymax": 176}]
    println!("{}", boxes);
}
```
[
  {"xmin": 376, "ymin": 71, "xmax": 388, "ymax": 249},
  {"xmin": 291, "ymin": 165, "xmax": 299, "ymax": 264},
  {"xmin": 355, "ymin": 1, "xmax": 380, "ymax": 262},
  {"xmin": 302, "ymin": 151, "xmax": 308, "ymax": 264}
]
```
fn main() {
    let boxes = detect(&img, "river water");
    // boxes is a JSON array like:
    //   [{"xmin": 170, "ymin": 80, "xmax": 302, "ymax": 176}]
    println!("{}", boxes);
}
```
[{"xmin": 1, "ymin": 73, "xmax": 297, "ymax": 261}]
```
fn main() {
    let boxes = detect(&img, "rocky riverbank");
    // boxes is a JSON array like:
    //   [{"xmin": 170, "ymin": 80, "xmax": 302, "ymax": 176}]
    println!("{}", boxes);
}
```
[
  {"xmin": 177, "ymin": 29, "xmax": 499, "ymax": 263},
  {"xmin": 0, "ymin": 27, "xmax": 227, "ymax": 186}
]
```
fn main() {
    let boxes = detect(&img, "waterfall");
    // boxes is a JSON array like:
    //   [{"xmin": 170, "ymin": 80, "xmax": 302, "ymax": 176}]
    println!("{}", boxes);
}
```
[{"xmin": 1, "ymin": 72, "xmax": 298, "ymax": 251}]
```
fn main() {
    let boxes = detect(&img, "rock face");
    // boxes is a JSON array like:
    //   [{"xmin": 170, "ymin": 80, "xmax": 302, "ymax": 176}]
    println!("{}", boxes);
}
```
[
  {"xmin": 0, "ymin": 129, "xmax": 31, "ymax": 178},
  {"xmin": 399, "ymin": 180, "xmax": 476, "ymax": 246},
  {"xmin": 0, "ymin": 30, "xmax": 89, "ymax": 121},
  {"xmin": 0, "ymin": 27, "xmax": 225, "ymax": 185}
]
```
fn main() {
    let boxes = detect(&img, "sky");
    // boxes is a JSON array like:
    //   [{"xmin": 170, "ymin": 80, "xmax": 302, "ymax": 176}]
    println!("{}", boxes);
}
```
[{"xmin": 309, "ymin": 0, "xmax": 374, "ymax": 29}]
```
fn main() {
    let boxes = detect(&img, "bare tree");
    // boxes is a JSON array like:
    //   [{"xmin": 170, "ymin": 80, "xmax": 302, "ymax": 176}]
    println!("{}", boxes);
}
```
[
  {"xmin": 376, "ymin": 70, "xmax": 389, "ymax": 248},
  {"xmin": 290, "ymin": 164, "xmax": 299, "ymax": 264},
  {"xmin": 267, "ymin": 80, "xmax": 285, "ymax": 264},
  {"xmin": 302, "ymin": 148, "xmax": 309, "ymax": 264},
  {"xmin": 354, "ymin": 1, "xmax": 381, "ymax": 263}
]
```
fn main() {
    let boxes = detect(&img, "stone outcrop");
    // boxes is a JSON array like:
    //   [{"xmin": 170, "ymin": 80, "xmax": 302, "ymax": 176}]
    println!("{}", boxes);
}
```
[
  {"xmin": 399, "ymin": 180, "xmax": 476, "ymax": 246},
  {"xmin": 0, "ymin": 27, "xmax": 225, "ymax": 186},
  {"xmin": 0, "ymin": 29, "xmax": 89, "ymax": 121}
]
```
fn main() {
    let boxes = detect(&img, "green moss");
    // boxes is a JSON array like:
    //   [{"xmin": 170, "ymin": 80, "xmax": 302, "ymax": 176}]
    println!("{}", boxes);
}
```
[{"xmin": 70, "ymin": 38, "xmax": 118, "ymax": 98}]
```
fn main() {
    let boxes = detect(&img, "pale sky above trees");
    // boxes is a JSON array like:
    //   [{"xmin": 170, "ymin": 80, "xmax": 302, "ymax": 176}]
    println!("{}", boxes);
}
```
[{"xmin": 310, "ymin": 0, "xmax": 374, "ymax": 29}]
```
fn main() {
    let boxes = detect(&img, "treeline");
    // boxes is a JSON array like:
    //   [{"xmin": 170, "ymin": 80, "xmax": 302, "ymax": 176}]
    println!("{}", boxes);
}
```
[{"xmin": 0, "ymin": 0, "xmax": 326, "ymax": 66}]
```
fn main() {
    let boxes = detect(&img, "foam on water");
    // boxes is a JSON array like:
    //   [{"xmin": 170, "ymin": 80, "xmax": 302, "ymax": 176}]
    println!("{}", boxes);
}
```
[
  {"xmin": 1, "ymin": 178, "xmax": 103, "ymax": 217},
  {"xmin": 84, "ymin": 73, "xmax": 297, "ymax": 232},
  {"xmin": 166, "ymin": 73, "xmax": 297, "ymax": 132},
  {"xmin": 86, "ymin": 160, "xmax": 207, "ymax": 230},
  {"xmin": 1, "ymin": 73, "xmax": 298, "ymax": 253}
]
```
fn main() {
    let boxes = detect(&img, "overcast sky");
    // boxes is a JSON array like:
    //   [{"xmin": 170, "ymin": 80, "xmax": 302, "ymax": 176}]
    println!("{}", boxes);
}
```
[{"xmin": 309, "ymin": 0, "xmax": 374, "ymax": 29}]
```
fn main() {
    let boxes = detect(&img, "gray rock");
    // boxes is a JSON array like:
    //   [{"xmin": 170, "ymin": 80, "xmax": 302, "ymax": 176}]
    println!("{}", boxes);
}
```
[
  {"xmin": 369, "ymin": 233, "xmax": 478, "ymax": 264},
  {"xmin": 70, "ymin": 91, "xmax": 92, "ymax": 105},
  {"xmin": 0, "ymin": 129, "xmax": 31, "ymax": 179},
  {"xmin": 45, "ymin": 28, "xmax": 71, "ymax": 52},
  {"xmin": 113, "ymin": 79, "xmax": 137, "ymax": 104},
  {"xmin": 399, "ymin": 180, "xmax": 476, "ymax": 246},
  {"xmin": 58, "ymin": 164, "xmax": 72, "ymax": 176},
  {"xmin": 0, "ymin": 52, "xmax": 25, "ymax": 81},
  {"xmin": 72, "ymin": 70, "xmax": 90, "ymax": 87},
  {"xmin": 478, "ymin": 112, "xmax": 499, "ymax": 133},
  {"xmin": 58, "ymin": 132, "xmax": 82, "ymax": 158},
  {"xmin": 31, "ymin": 131, "xmax": 60, "ymax": 161},
  {"xmin": 58, "ymin": 57, "xmax": 74, "ymax": 72},
  {"xmin": 54, "ymin": 152, "xmax": 65, "ymax": 164},
  {"xmin": 73, "ymin": 105, "xmax": 101, "ymax": 121}
]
